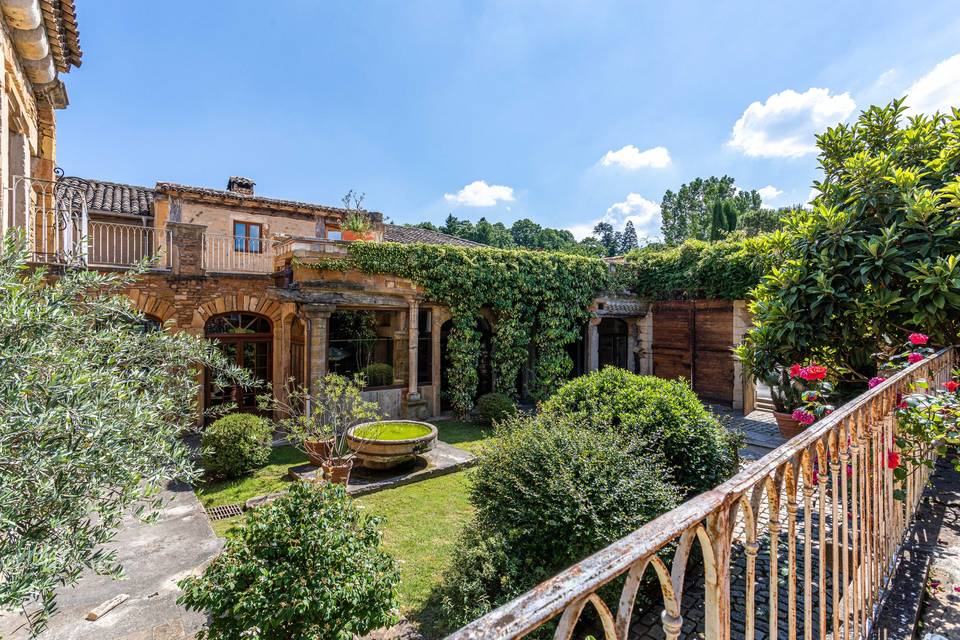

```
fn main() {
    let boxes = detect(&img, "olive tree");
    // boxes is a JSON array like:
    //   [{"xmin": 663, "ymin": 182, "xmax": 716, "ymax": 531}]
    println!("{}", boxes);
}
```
[
  {"xmin": 738, "ymin": 99, "xmax": 960, "ymax": 381},
  {"xmin": 0, "ymin": 235, "xmax": 246, "ymax": 634}
]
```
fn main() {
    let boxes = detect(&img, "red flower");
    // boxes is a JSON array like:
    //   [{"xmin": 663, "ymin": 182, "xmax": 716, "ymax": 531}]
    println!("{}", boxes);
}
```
[
  {"xmin": 945, "ymin": 381, "xmax": 959, "ymax": 393},
  {"xmin": 908, "ymin": 352, "xmax": 924, "ymax": 364},
  {"xmin": 800, "ymin": 365, "xmax": 828, "ymax": 381},
  {"xmin": 908, "ymin": 333, "xmax": 929, "ymax": 346},
  {"xmin": 897, "ymin": 400, "xmax": 909, "ymax": 410},
  {"xmin": 887, "ymin": 450, "xmax": 901, "ymax": 470},
  {"xmin": 868, "ymin": 376, "xmax": 886, "ymax": 389},
  {"xmin": 789, "ymin": 363, "xmax": 802, "ymax": 378}
]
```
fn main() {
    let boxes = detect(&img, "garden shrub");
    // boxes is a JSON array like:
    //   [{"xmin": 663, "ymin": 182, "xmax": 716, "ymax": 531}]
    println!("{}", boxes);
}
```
[
  {"xmin": 201, "ymin": 413, "xmax": 272, "ymax": 479},
  {"xmin": 540, "ymin": 367, "xmax": 740, "ymax": 495},
  {"xmin": 178, "ymin": 482, "xmax": 399, "ymax": 640},
  {"xmin": 738, "ymin": 99, "xmax": 960, "ymax": 382},
  {"xmin": 362, "ymin": 362, "xmax": 394, "ymax": 387},
  {"xmin": 439, "ymin": 414, "xmax": 680, "ymax": 630},
  {"xmin": 475, "ymin": 391, "xmax": 516, "ymax": 424}
]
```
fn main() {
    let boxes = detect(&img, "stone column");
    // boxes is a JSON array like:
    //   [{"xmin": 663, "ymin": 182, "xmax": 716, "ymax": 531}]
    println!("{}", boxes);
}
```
[
  {"xmin": 732, "ymin": 299, "xmax": 754, "ymax": 414},
  {"xmin": 407, "ymin": 300, "xmax": 420, "ymax": 399},
  {"xmin": 637, "ymin": 310, "xmax": 654, "ymax": 375},
  {"xmin": 587, "ymin": 317, "xmax": 600, "ymax": 372},
  {"xmin": 9, "ymin": 131, "xmax": 29, "ymax": 230},
  {"xmin": 626, "ymin": 319, "xmax": 637, "ymax": 373},
  {"xmin": 167, "ymin": 221, "xmax": 206, "ymax": 276},
  {"xmin": 430, "ymin": 309, "xmax": 443, "ymax": 416},
  {"xmin": 304, "ymin": 303, "xmax": 334, "ymax": 398}
]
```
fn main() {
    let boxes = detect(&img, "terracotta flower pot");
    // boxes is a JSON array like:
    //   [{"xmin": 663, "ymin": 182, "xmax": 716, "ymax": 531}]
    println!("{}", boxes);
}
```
[
  {"xmin": 304, "ymin": 438, "xmax": 333, "ymax": 466},
  {"xmin": 773, "ymin": 411, "xmax": 807, "ymax": 440},
  {"xmin": 322, "ymin": 458, "xmax": 354, "ymax": 485},
  {"xmin": 341, "ymin": 230, "xmax": 373, "ymax": 242}
]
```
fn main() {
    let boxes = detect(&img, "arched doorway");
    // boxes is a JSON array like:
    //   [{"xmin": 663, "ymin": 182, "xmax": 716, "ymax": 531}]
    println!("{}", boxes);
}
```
[
  {"xmin": 205, "ymin": 312, "xmax": 273, "ymax": 415},
  {"xmin": 598, "ymin": 318, "xmax": 628, "ymax": 369},
  {"xmin": 439, "ymin": 316, "xmax": 493, "ymax": 411}
]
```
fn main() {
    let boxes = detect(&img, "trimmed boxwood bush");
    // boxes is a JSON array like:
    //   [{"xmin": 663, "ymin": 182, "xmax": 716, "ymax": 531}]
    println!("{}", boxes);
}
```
[
  {"xmin": 178, "ymin": 482, "xmax": 399, "ymax": 640},
  {"xmin": 201, "ymin": 413, "xmax": 272, "ymax": 479},
  {"xmin": 475, "ymin": 392, "xmax": 516, "ymax": 424},
  {"xmin": 362, "ymin": 363, "xmax": 394, "ymax": 387},
  {"xmin": 540, "ymin": 367, "xmax": 740, "ymax": 496},
  {"xmin": 439, "ymin": 414, "xmax": 680, "ymax": 630}
]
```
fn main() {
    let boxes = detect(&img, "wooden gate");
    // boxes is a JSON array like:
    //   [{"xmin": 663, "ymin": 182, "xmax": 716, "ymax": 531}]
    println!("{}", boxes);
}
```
[{"xmin": 652, "ymin": 300, "xmax": 734, "ymax": 404}]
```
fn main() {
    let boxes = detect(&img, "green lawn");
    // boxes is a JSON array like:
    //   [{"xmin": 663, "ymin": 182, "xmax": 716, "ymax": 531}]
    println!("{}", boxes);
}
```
[
  {"xmin": 357, "ymin": 472, "xmax": 474, "ymax": 635},
  {"xmin": 197, "ymin": 444, "xmax": 308, "ymax": 508},
  {"xmin": 197, "ymin": 419, "xmax": 492, "ymax": 509},
  {"xmin": 198, "ymin": 419, "xmax": 496, "ymax": 637}
]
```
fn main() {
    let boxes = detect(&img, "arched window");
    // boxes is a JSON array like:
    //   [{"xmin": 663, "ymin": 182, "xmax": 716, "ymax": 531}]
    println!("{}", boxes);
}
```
[
  {"xmin": 140, "ymin": 314, "xmax": 163, "ymax": 333},
  {"xmin": 205, "ymin": 312, "xmax": 273, "ymax": 415}
]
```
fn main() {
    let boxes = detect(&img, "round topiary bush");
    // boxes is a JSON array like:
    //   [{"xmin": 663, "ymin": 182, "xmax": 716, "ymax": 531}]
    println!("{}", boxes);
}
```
[
  {"xmin": 540, "ymin": 367, "xmax": 740, "ymax": 496},
  {"xmin": 362, "ymin": 363, "xmax": 394, "ymax": 387},
  {"xmin": 475, "ymin": 392, "xmax": 516, "ymax": 424},
  {"xmin": 178, "ymin": 482, "xmax": 399, "ymax": 640},
  {"xmin": 439, "ymin": 414, "xmax": 680, "ymax": 630},
  {"xmin": 201, "ymin": 413, "xmax": 272, "ymax": 479}
]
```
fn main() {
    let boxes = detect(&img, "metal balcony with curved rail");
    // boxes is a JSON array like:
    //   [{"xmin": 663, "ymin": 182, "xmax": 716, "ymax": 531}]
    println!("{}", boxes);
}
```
[{"xmin": 448, "ymin": 347, "xmax": 956, "ymax": 640}]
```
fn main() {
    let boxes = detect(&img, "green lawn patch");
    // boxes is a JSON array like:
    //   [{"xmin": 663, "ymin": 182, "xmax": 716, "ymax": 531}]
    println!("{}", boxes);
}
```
[
  {"xmin": 357, "ymin": 471, "xmax": 474, "ymax": 636},
  {"xmin": 197, "ymin": 444, "xmax": 308, "ymax": 508},
  {"xmin": 432, "ymin": 420, "xmax": 495, "ymax": 455}
]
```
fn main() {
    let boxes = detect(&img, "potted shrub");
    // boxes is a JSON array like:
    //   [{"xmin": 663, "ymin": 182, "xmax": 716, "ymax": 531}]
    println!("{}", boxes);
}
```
[
  {"xmin": 271, "ymin": 374, "xmax": 380, "ymax": 484},
  {"xmin": 341, "ymin": 210, "xmax": 373, "ymax": 241},
  {"xmin": 762, "ymin": 363, "xmax": 834, "ymax": 439}
]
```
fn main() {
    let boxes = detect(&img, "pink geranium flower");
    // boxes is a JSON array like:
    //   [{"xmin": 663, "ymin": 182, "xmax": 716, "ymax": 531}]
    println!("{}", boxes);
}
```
[
  {"xmin": 908, "ymin": 333, "xmax": 929, "ymax": 346},
  {"xmin": 792, "ymin": 409, "xmax": 815, "ymax": 425},
  {"xmin": 789, "ymin": 363, "xmax": 802, "ymax": 378},
  {"xmin": 908, "ymin": 352, "xmax": 924, "ymax": 364},
  {"xmin": 868, "ymin": 376, "xmax": 886, "ymax": 389},
  {"xmin": 800, "ymin": 365, "xmax": 828, "ymax": 381}
]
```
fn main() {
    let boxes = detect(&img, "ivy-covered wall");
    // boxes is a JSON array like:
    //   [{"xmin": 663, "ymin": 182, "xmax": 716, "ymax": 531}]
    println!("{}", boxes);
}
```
[
  {"xmin": 295, "ymin": 234, "xmax": 782, "ymax": 414},
  {"xmin": 618, "ymin": 234, "xmax": 787, "ymax": 300},
  {"xmin": 296, "ymin": 242, "xmax": 609, "ymax": 415}
]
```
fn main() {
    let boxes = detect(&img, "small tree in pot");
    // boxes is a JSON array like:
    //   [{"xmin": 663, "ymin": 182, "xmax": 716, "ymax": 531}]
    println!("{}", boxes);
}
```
[{"xmin": 270, "ymin": 374, "xmax": 380, "ymax": 484}]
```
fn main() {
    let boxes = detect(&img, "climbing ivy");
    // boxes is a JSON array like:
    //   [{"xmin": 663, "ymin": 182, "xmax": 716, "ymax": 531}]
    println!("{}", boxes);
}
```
[{"xmin": 298, "ymin": 243, "xmax": 609, "ymax": 415}]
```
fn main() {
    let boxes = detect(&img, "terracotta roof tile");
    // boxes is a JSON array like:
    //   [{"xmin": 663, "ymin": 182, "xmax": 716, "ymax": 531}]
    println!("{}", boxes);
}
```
[
  {"xmin": 58, "ymin": 177, "xmax": 155, "ymax": 216},
  {"xmin": 383, "ymin": 224, "xmax": 481, "ymax": 247}
]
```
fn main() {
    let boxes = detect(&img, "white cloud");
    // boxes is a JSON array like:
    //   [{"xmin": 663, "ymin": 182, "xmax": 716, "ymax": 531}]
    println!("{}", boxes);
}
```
[
  {"xmin": 757, "ymin": 185, "xmax": 783, "ymax": 205},
  {"xmin": 904, "ymin": 54, "xmax": 960, "ymax": 116},
  {"xmin": 443, "ymin": 180, "xmax": 515, "ymax": 207},
  {"xmin": 600, "ymin": 145, "xmax": 672, "ymax": 169},
  {"xmin": 566, "ymin": 193, "xmax": 662, "ymax": 242},
  {"xmin": 729, "ymin": 88, "xmax": 856, "ymax": 158}
]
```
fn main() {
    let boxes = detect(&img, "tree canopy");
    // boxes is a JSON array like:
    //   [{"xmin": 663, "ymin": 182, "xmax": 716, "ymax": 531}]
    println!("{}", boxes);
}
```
[{"xmin": 660, "ymin": 176, "xmax": 762, "ymax": 244}]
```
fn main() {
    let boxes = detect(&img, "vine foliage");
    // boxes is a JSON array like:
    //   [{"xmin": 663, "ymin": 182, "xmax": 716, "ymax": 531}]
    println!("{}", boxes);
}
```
[{"xmin": 299, "ymin": 243, "xmax": 608, "ymax": 414}]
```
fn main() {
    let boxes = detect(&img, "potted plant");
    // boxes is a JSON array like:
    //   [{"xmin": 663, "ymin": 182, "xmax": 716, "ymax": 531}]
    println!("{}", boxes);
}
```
[
  {"xmin": 761, "ymin": 363, "xmax": 834, "ymax": 439},
  {"xmin": 269, "ymin": 374, "xmax": 381, "ymax": 484},
  {"xmin": 341, "ymin": 211, "xmax": 373, "ymax": 241}
]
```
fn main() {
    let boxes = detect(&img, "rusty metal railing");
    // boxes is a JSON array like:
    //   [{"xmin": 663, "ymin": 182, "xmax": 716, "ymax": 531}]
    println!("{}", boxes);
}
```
[{"xmin": 447, "ymin": 347, "xmax": 956, "ymax": 640}]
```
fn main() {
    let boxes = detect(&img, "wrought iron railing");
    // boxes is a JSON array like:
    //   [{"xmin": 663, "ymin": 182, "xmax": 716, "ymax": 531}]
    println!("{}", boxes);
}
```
[
  {"xmin": 87, "ymin": 220, "xmax": 170, "ymax": 268},
  {"xmin": 202, "ymin": 231, "xmax": 275, "ymax": 273},
  {"xmin": 448, "ymin": 347, "xmax": 956, "ymax": 640},
  {"xmin": 9, "ymin": 176, "xmax": 168, "ymax": 269}
]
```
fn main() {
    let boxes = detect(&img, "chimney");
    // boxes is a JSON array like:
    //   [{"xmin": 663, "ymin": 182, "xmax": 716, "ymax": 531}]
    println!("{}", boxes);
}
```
[{"xmin": 226, "ymin": 176, "xmax": 255, "ymax": 195}]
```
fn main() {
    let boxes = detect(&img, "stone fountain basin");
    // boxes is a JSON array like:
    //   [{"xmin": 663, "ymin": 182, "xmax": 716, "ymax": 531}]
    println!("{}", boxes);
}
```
[{"xmin": 347, "ymin": 420, "xmax": 438, "ymax": 470}]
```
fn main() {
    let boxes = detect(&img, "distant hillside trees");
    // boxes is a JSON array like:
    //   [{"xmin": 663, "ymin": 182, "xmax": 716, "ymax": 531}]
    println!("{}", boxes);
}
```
[
  {"xmin": 660, "ymin": 176, "xmax": 763, "ymax": 244},
  {"xmin": 412, "ymin": 214, "xmax": 609, "ymax": 256}
]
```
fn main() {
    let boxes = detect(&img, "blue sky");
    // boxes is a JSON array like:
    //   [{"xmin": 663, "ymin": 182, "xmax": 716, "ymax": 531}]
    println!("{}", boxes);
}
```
[{"xmin": 58, "ymin": 1, "xmax": 960, "ymax": 240}]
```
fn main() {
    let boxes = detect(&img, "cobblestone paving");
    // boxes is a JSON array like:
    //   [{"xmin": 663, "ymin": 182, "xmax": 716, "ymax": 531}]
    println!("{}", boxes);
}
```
[{"xmin": 624, "ymin": 408, "xmax": 849, "ymax": 640}]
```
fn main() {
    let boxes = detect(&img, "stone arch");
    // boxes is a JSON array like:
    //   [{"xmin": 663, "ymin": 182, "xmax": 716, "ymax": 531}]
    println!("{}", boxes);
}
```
[
  {"xmin": 126, "ymin": 290, "xmax": 176, "ymax": 324},
  {"xmin": 191, "ymin": 294, "xmax": 283, "ymax": 331}
]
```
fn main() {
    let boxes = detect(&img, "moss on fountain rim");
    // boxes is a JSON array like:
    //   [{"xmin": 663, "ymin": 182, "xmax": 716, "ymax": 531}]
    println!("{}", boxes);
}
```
[{"xmin": 352, "ymin": 421, "xmax": 433, "ymax": 441}]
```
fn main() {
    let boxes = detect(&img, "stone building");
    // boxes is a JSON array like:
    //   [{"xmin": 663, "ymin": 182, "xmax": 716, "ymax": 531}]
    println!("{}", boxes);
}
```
[{"xmin": 0, "ymin": 2, "xmax": 755, "ymax": 422}]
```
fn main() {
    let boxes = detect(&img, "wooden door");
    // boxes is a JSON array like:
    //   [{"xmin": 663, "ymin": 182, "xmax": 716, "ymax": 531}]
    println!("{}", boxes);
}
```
[
  {"xmin": 652, "ymin": 302, "xmax": 694, "ymax": 382},
  {"xmin": 692, "ymin": 300, "xmax": 734, "ymax": 404}
]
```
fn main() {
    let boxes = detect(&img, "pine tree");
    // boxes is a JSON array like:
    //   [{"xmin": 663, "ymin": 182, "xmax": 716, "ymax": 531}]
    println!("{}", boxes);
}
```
[{"xmin": 620, "ymin": 221, "xmax": 639, "ymax": 253}]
